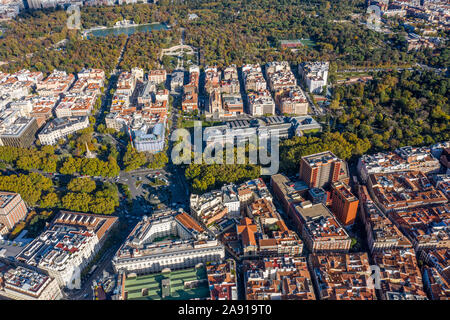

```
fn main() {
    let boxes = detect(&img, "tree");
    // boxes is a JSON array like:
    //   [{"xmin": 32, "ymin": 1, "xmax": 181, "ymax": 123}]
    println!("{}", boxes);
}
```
[
  {"xmin": 122, "ymin": 144, "xmax": 146, "ymax": 171},
  {"xmin": 67, "ymin": 177, "xmax": 97, "ymax": 193}
]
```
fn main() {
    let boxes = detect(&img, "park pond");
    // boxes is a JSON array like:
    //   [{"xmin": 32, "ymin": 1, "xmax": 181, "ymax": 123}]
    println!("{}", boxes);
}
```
[{"xmin": 84, "ymin": 22, "xmax": 169, "ymax": 38}]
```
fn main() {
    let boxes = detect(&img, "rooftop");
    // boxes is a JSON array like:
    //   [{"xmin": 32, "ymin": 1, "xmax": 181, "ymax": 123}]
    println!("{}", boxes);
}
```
[{"xmin": 123, "ymin": 266, "xmax": 209, "ymax": 300}]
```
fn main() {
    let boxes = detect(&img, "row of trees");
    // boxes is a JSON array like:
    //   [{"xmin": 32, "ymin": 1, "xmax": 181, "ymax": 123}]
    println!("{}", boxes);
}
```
[
  {"xmin": 0, "ymin": 145, "xmax": 58, "ymax": 172},
  {"xmin": 1, "ymin": 34, "xmax": 127, "ymax": 76},
  {"xmin": 0, "ymin": 145, "xmax": 121, "ymax": 177},
  {"xmin": 60, "ymin": 179, "xmax": 119, "ymax": 215},
  {"xmin": 0, "ymin": 172, "xmax": 53, "ymax": 206}
]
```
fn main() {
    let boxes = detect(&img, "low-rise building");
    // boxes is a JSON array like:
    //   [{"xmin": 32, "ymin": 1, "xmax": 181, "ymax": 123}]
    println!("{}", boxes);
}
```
[
  {"xmin": 244, "ymin": 256, "xmax": 315, "ymax": 300},
  {"xmin": 372, "ymin": 248, "xmax": 427, "ymax": 300},
  {"xmin": 247, "ymin": 90, "xmax": 275, "ymax": 116},
  {"xmin": 290, "ymin": 116, "xmax": 322, "ymax": 136},
  {"xmin": 358, "ymin": 185, "xmax": 412, "ymax": 252},
  {"xmin": 0, "ymin": 192, "xmax": 28, "ymax": 236},
  {"xmin": 298, "ymin": 61, "xmax": 329, "ymax": 94},
  {"xmin": 0, "ymin": 110, "xmax": 38, "ymax": 148},
  {"xmin": 291, "ymin": 201, "xmax": 351, "ymax": 253},
  {"xmin": 207, "ymin": 259, "xmax": 238, "ymax": 300},
  {"xmin": 221, "ymin": 94, "xmax": 244, "ymax": 117}
]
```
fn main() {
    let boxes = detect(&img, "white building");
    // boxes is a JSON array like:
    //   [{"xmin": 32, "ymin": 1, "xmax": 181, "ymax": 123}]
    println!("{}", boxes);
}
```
[
  {"xmin": 16, "ymin": 211, "xmax": 118, "ymax": 289},
  {"xmin": 113, "ymin": 210, "xmax": 225, "ymax": 275},
  {"xmin": 38, "ymin": 116, "xmax": 89, "ymax": 145},
  {"xmin": 247, "ymin": 90, "xmax": 275, "ymax": 116},
  {"xmin": 0, "ymin": 264, "xmax": 62, "ymax": 300}
]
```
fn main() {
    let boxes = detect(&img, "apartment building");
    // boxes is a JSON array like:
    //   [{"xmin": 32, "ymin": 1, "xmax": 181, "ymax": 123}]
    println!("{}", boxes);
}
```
[
  {"xmin": 36, "ymin": 70, "xmax": 75, "ymax": 96},
  {"xmin": 308, "ymin": 252, "xmax": 376, "ymax": 300},
  {"xmin": 237, "ymin": 178, "xmax": 273, "ymax": 208},
  {"xmin": 389, "ymin": 204, "xmax": 450, "ymax": 251},
  {"xmin": 10, "ymin": 95, "xmax": 59, "ymax": 128},
  {"xmin": 264, "ymin": 61, "xmax": 297, "ymax": 92},
  {"xmin": 206, "ymin": 259, "xmax": 238, "ymax": 300},
  {"xmin": 220, "ymin": 65, "xmax": 240, "ymax": 94},
  {"xmin": 372, "ymin": 248, "xmax": 428, "ymax": 300},
  {"xmin": 54, "ymin": 93, "xmax": 97, "ymax": 118},
  {"xmin": 357, "ymin": 146, "xmax": 441, "ymax": 182},
  {"xmin": 367, "ymin": 171, "xmax": 448, "ymax": 213},
  {"xmin": 148, "ymin": 69, "xmax": 167, "ymax": 84},
  {"xmin": 242, "ymin": 64, "xmax": 267, "ymax": 92},
  {"xmin": 170, "ymin": 70, "xmax": 184, "ymax": 92},
  {"xmin": 204, "ymin": 66, "xmax": 220, "ymax": 94},
  {"xmin": 421, "ymin": 249, "xmax": 449, "ymax": 300},
  {"xmin": 38, "ymin": 116, "xmax": 89, "ymax": 145},
  {"xmin": 358, "ymin": 185, "xmax": 412, "ymax": 252},
  {"xmin": 190, "ymin": 190, "xmax": 229, "ymax": 227},
  {"xmin": 291, "ymin": 201, "xmax": 351, "ymax": 253}
]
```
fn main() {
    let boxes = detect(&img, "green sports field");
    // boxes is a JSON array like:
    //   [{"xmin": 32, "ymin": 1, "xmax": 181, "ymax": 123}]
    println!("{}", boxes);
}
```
[{"xmin": 124, "ymin": 267, "xmax": 210, "ymax": 300}]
